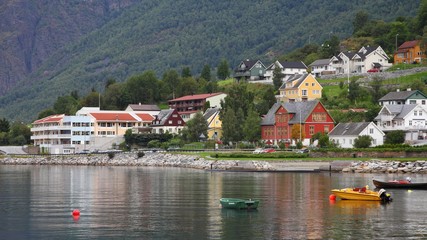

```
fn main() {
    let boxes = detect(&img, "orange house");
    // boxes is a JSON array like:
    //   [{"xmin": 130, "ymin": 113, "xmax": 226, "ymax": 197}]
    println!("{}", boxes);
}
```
[{"xmin": 394, "ymin": 40, "xmax": 426, "ymax": 64}]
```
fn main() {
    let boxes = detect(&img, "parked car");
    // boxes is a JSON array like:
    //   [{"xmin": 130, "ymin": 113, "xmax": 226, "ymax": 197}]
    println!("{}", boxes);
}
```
[
  {"xmin": 367, "ymin": 68, "xmax": 380, "ymax": 73},
  {"xmin": 296, "ymin": 148, "xmax": 309, "ymax": 154},
  {"xmin": 262, "ymin": 148, "xmax": 276, "ymax": 153},
  {"xmin": 253, "ymin": 148, "xmax": 264, "ymax": 154}
]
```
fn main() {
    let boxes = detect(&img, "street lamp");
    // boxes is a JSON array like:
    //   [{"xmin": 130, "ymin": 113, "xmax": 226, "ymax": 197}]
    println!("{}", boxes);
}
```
[{"xmin": 395, "ymin": 33, "xmax": 399, "ymax": 53}]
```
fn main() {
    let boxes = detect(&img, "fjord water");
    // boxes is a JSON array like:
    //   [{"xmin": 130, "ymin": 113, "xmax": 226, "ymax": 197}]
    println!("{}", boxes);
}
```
[{"xmin": 1, "ymin": 165, "xmax": 427, "ymax": 239}]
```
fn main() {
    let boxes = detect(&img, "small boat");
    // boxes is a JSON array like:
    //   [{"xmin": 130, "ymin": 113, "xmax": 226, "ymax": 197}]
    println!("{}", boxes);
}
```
[
  {"xmin": 219, "ymin": 198, "xmax": 259, "ymax": 209},
  {"xmin": 373, "ymin": 179, "xmax": 427, "ymax": 189},
  {"xmin": 331, "ymin": 187, "xmax": 392, "ymax": 202}
]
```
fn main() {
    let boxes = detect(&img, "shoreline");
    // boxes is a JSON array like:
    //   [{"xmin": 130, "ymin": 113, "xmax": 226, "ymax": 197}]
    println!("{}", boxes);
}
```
[{"xmin": 1, "ymin": 152, "xmax": 427, "ymax": 173}]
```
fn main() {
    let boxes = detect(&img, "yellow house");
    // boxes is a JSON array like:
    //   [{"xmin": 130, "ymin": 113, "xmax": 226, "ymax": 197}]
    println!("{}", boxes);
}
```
[
  {"xmin": 394, "ymin": 40, "xmax": 426, "ymax": 64},
  {"xmin": 203, "ymin": 107, "xmax": 222, "ymax": 140},
  {"xmin": 279, "ymin": 73, "xmax": 322, "ymax": 102}
]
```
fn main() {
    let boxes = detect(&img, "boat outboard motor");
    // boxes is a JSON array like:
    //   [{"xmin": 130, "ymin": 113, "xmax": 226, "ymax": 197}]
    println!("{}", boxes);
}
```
[{"xmin": 378, "ymin": 188, "xmax": 392, "ymax": 202}]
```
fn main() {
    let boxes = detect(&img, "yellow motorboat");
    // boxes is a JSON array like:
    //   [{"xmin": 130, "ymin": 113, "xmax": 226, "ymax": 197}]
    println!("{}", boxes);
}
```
[{"xmin": 331, "ymin": 187, "xmax": 392, "ymax": 202}]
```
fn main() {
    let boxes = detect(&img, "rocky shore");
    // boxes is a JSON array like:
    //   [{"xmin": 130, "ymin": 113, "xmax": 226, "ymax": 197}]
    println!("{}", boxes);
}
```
[
  {"xmin": 343, "ymin": 160, "xmax": 427, "ymax": 173},
  {"xmin": 1, "ymin": 153, "xmax": 427, "ymax": 173}
]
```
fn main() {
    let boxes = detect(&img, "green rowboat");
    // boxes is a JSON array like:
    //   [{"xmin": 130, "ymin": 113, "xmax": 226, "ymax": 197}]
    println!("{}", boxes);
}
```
[{"xmin": 219, "ymin": 198, "xmax": 259, "ymax": 209}]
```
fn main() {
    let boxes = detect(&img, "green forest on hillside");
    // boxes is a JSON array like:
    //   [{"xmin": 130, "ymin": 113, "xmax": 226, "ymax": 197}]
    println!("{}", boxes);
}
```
[{"xmin": 0, "ymin": 0, "xmax": 421, "ymax": 121}]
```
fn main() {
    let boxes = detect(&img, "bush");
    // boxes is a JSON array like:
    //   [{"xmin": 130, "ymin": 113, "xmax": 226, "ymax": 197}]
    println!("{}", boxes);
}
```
[
  {"xmin": 108, "ymin": 152, "xmax": 115, "ymax": 159},
  {"xmin": 137, "ymin": 151, "xmax": 145, "ymax": 158},
  {"xmin": 353, "ymin": 135, "xmax": 372, "ymax": 148}
]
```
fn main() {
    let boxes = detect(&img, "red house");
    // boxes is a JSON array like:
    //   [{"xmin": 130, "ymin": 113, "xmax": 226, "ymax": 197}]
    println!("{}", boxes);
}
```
[{"xmin": 260, "ymin": 100, "xmax": 334, "ymax": 146}]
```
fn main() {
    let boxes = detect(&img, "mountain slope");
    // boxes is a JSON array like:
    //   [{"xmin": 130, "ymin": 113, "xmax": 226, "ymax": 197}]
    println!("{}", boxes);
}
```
[{"xmin": 0, "ymin": 0, "xmax": 420, "ymax": 121}]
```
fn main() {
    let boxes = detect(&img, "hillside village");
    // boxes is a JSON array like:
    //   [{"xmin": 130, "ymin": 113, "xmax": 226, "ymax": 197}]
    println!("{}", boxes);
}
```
[{"xmin": 26, "ymin": 40, "xmax": 427, "ymax": 154}]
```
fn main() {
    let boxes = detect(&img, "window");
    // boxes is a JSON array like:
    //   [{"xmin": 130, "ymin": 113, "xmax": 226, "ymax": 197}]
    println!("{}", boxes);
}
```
[
  {"xmin": 312, "ymin": 113, "xmax": 326, "ymax": 122},
  {"xmin": 369, "ymin": 128, "xmax": 374, "ymax": 134},
  {"xmin": 305, "ymin": 83, "xmax": 309, "ymax": 86},
  {"xmin": 422, "ymin": 100, "xmax": 426, "ymax": 105},
  {"xmin": 309, "ymin": 125, "xmax": 314, "ymax": 135},
  {"xmin": 414, "ymin": 111, "xmax": 418, "ymax": 116},
  {"xmin": 409, "ymin": 120, "xmax": 412, "ymax": 126},
  {"xmin": 324, "ymin": 125, "xmax": 329, "ymax": 133},
  {"xmin": 410, "ymin": 100, "xmax": 416, "ymax": 104},
  {"xmin": 349, "ymin": 139, "xmax": 352, "ymax": 144},
  {"xmin": 168, "ymin": 120, "xmax": 173, "ymax": 124},
  {"xmin": 302, "ymin": 90, "xmax": 308, "ymax": 96}
]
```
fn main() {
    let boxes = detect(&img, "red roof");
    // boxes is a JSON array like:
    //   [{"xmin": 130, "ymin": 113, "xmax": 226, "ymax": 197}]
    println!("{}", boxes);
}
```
[
  {"xmin": 169, "ymin": 92, "xmax": 224, "ymax": 102},
  {"xmin": 398, "ymin": 40, "xmax": 420, "ymax": 50},
  {"xmin": 135, "ymin": 113, "xmax": 154, "ymax": 121},
  {"xmin": 33, "ymin": 114, "xmax": 64, "ymax": 124},
  {"xmin": 89, "ymin": 112, "xmax": 138, "ymax": 122}
]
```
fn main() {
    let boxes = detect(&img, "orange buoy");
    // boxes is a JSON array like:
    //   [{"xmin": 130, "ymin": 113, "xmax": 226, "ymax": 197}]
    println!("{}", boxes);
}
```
[
  {"xmin": 329, "ymin": 194, "xmax": 336, "ymax": 201},
  {"xmin": 72, "ymin": 209, "xmax": 80, "ymax": 216}
]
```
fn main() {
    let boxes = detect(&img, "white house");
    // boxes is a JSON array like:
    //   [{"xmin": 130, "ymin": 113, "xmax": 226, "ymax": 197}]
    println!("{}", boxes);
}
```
[
  {"xmin": 329, "ymin": 122, "xmax": 385, "ymax": 148},
  {"xmin": 378, "ymin": 89, "xmax": 427, "ymax": 106},
  {"xmin": 308, "ymin": 59, "xmax": 336, "ymax": 77},
  {"xmin": 264, "ymin": 60, "xmax": 308, "ymax": 82},
  {"xmin": 330, "ymin": 46, "xmax": 392, "ymax": 74},
  {"xmin": 374, "ymin": 104, "xmax": 427, "ymax": 142},
  {"xmin": 30, "ymin": 114, "xmax": 94, "ymax": 154}
]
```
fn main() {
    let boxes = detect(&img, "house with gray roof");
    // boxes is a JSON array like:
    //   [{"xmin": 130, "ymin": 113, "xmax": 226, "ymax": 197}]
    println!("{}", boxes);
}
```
[
  {"xmin": 330, "ymin": 46, "xmax": 391, "ymax": 74},
  {"xmin": 260, "ymin": 100, "xmax": 334, "ymax": 146},
  {"xmin": 329, "ymin": 122, "xmax": 385, "ymax": 148},
  {"xmin": 378, "ymin": 89, "xmax": 427, "ymax": 106},
  {"xmin": 374, "ymin": 104, "xmax": 427, "ymax": 142},
  {"xmin": 150, "ymin": 109, "xmax": 185, "ymax": 134},
  {"xmin": 234, "ymin": 59, "xmax": 266, "ymax": 81},
  {"xmin": 308, "ymin": 59, "xmax": 336, "ymax": 77},
  {"xmin": 264, "ymin": 60, "xmax": 308, "ymax": 82},
  {"xmin": 125, "ymin": 103, "xmax": 160, "ymax": 116}
]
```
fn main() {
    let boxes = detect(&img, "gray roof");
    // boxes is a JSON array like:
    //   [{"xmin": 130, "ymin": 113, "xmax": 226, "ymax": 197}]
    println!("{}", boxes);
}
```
[
  {"xmin": 279, "ymin": 61, "xmax": 307, "ymax": 69},
  {"xmin": 261, "ymin": 100, "xmax": 320, "ymax": 125},
  {"xmin": 203, "ymin": 107, "xmax": 220, "ymax": 121},
  {"xmin": 127, "ymin": 104, "xmax": 160, "ymax": 111},
  {"xmin": 308, "ymin": 59, "xmax": 330, "ymax": 67},
  {"xmin": 235, "ymin": 59, "xmax": 264, "ymax": 71},
  {"xmin": 374, "ymin": 104, "xmax": 417, "ymax": 121},
  {"xmin": 328, "ymin": 122, "xmax": 370, "ymax": 136},
  {"xmin": 151, "ymin": 109, "xmax": 174, "ymax": 126},
  {"xmin": 279, "ymin": 74, "xmax": 309, "ymax": 90},
  {"xmin": 379, "ymin": 90, "xmax": 426, "ymax": 102}
]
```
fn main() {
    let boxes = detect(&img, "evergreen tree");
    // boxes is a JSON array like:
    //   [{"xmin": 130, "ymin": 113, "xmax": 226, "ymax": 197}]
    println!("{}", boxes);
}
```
[
  {"xmin": 53, "ymin": 95, "xmax": 79, "ymax": 115},
  {"xmin": 353, "ymin": 10, "xmax": 369, "ymax": 34},
  {"xmin": 200, "ymin": 64, "xmax": 212, "ymax": 81},
  {"xmin": 370, "ymin": 76, "xmax": 384, "ymax": 104},
  {"xmin": 272, "ymin": 63, "xmax": 284, "ymax": 90},
  {"xmin": 417, "ymin": 0, "xmax": 427, "ymax": 34},
  {"xmin": 0, "ymin": 118, "xmax": 10, "ymax": 133},
  {"xmin": 221, "ymin": 108, "xmax": 238, "ymax": 144},
  {"xmin": 181, "ymin": 112, "xmax": 208, "ymax": 142},
  {"xmin": 217, "ymin": 59, "xmax": 230, "ymax": 80},
  {"xmin": 243, "ymin": 107, "xmax": 261, "ymax": 142},
  {"xmin": 181, "ymin": 66, "xmax": 192, "ymax": 78}
]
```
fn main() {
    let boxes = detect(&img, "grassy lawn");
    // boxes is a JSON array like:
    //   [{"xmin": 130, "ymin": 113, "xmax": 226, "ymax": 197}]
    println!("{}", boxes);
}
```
[{"xmin": 175, "ymin": 151, "xmax": 424, "ymax": 162}]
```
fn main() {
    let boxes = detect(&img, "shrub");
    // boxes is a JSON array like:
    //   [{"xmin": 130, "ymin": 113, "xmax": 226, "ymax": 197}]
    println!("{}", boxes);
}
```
[
  {"xmin": 137, "ymin": 151, "xmax": 145, "ymax": 158},
  {"xmin": 353, "ymin": 135, "xmax": 372, "ymax": 148},
  {"xmin": 108, "ymin": 152, "xmax": 115, "ymax": 159}
]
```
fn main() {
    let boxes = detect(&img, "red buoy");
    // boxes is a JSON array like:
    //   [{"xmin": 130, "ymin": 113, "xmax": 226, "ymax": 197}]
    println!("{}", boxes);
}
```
[
  {"xmin": 329, "ymin": 194, "xmax": 336, "ymax": 201},
  {"xmin": 72, "ymin": 209, "xmax": 80, "ymax": 216}
]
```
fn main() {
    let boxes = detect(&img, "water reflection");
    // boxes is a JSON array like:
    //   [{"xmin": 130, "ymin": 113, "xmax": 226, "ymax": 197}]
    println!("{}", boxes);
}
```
[{"xmin": 1, "ymin": 166, "xmax": 427, "ymax": 239}]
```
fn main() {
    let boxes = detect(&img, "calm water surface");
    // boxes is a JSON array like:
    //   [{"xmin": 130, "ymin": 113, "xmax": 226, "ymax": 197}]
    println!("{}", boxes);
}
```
[{"xmin": 1, "ymin": 164, "xmax": 427, "ymax": 239}]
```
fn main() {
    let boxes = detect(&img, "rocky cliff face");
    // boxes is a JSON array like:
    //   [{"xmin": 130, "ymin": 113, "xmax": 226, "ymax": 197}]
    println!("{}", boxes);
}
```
[{"xmin": 0, "ymin": 0, "xmax": 137, "ymax": 95}]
